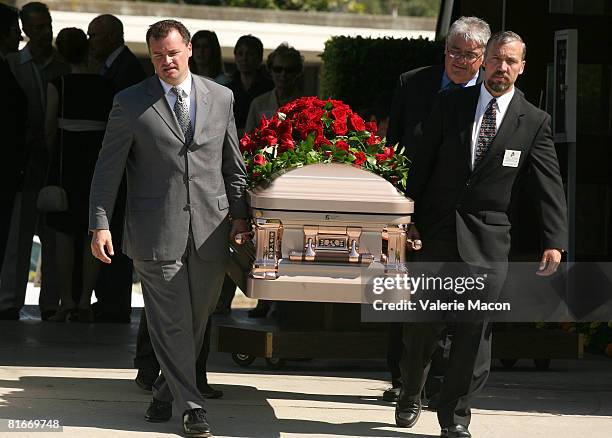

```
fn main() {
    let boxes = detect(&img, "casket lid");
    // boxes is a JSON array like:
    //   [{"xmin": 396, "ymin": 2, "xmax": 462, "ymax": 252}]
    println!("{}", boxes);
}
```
[{"xmin": 248, "ymin": 163, "xmax": 413, "ymax": 214}]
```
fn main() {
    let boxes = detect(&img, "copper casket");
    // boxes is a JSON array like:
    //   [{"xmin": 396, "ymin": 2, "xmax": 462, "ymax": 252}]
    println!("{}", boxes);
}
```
[{"xmin": 228, "ymin": 163, "xmax": 414, "ymax": 303}]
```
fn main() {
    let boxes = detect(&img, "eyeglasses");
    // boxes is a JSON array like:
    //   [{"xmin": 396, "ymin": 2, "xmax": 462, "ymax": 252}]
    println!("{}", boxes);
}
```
[
  {"xmin": 272, "ymin": 65, "xmax": 300, "ymax": 74},
  {"xmin": 447, "ymin": 49, "xmax": 483, "ymax": 63}
]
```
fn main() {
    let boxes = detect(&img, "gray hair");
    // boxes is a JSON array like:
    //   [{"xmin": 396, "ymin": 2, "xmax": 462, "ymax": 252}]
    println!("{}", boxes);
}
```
[
  {"xmin": 446, "ymin": 16, "xmax": 491, "ymax": 49},
  {"xmin": 485, "ymin": 30, "xmax": 527, "ymax": 60}
]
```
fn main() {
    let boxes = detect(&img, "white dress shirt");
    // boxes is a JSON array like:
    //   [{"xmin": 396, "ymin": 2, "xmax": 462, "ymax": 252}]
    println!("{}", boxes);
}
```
[
  {"xmin": 158, "ymin": 73, "xmax": 196, "ymax": 127},
  {"xmin": 470, "ymin": 83, "xmax": 515, "ymax": 169}
]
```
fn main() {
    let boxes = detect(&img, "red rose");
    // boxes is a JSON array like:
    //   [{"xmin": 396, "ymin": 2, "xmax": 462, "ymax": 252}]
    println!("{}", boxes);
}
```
[
  {"xmin": 278, "ymin": 135, "xmax": 295, "ymax": 153},
  {"xmin": 261, "ymin": 128, "xmax": 277, "ymax": 146},
  {"xmin": 365, "ymin": 121, "xmax": 378, "ymax": 134},
  {"xmin": 385, "ymin": 146, "xmax": 395, "ymax": 159},
  {"xmin": 277, "ymin": 119, "xmax": 293, "ymax": 137},
  {"xmin": 353, "ymin": 151, "xmax": 366, "ymax": 166},
  {"xmin": 332, "ymin": 118, "xmax": 348, "ymax": 135},
  {"xmin": 366, "ymin": 133, "xmax": 380, "ymax": 146},
  {"xmin": 252, "ymin": 171, "xmax": 261, "ymax": 178},
  {"xmin": 348, "ymin": 112, "xmax": 366, "ymax": 131},
  {"xmin": 253, "ymin": 154, "xmax": 266, "ymax": 166},
  {"xmin": 315, "ymin": 135, "xmax": 332, "ymax": 148},
  {"xmin": 239, "ymin": 134, "xmax": 255, "ymax": 153},
  {"xmin": 335, "ymin": 140, "xmax": 350, "ymax": 151},
  {"xmin": 375, "ymin": 146, "xmax": 394, "ymax": 162}
]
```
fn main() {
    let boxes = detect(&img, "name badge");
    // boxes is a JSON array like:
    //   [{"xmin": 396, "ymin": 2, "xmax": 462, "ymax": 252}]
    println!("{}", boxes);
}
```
[{"xmin": 502, "ymin": 149, "xmax": 521, "ymax": 167}]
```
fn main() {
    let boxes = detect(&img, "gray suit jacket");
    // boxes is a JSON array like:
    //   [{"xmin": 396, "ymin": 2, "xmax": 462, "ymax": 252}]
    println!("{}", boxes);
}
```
[{"xmin": 89, "ymin": 74, "xmax": 248, "ymax": 261}]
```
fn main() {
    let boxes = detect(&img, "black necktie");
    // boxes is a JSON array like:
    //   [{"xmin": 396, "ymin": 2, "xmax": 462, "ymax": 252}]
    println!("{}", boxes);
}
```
[{"xmin": 474, "ymin": 98, "xmax": 497, "ymax": 167}]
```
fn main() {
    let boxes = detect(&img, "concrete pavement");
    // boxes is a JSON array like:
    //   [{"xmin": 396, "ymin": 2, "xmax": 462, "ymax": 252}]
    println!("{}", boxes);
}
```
[{"xmin": 1, "ymin": 308, "xmax": 611, "ymax": 438}]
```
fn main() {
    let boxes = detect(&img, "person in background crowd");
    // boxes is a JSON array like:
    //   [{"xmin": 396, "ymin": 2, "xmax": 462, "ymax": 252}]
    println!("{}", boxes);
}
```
[
  {"xmin": 44, "ymin": 28, "xmax": 114, "ymax": 322},
  {"xmin": 87, "ymin": 14, "xmax": 147, "ymax": 323},
  {"xmin": 245, "ymin": 42, "xmax": 304, "ymax": 133},
  {"xmin": 228, "ymin": 34, "xmax": 273, "ymax": 136},
  {"xmin": 88, "ymin": 14, "xmax": 146, "ymax": 94},
  {"xmin": 1, "ymin": 1, "xmax": 69, "ymax": 321},
  {"xmin": 0, "ymin": 3, "xmax": 28, "ymax": 321},
  {"xmin": 239, "ymin": 42, "xmax": 304, "ymax": 318},
  {"xmin": 384, "ymin": 15, "xmax": 490, "ymax": 406},
  {"xmin": 218, "ymin": 35, "xmax": 273, "ymax": 317},
  {"xmin": 189, "ymin": 30, "xmax": 230, "ymax": 85},
  {"xmin": 395, "ymin": 31, "xmax": 567, "ymax": 438}
]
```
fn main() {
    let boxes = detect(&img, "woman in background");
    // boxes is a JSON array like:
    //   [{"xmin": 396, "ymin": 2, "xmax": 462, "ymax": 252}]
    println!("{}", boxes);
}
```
[
  {"xmin": 44, "ymin": 28, "xmax": 114, "ymax": 322},
  {"xmin": 189, "ymin": 30, "xmax": 230, "ymax": 85}
]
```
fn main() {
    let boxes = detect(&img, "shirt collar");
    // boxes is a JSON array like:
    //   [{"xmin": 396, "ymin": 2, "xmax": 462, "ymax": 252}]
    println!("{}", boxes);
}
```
[
  {"xmin": 20, "ymin": 45, "xmax": 33, "ymax": 64},
  {"xmin": 478, "ymin": 82, "xmax": 515, "ymax": 114},
  {"xmin": 105, "ymin": 45, "xmax": 125, "ymax": 69},
  {"xmin": 159, "ymin": 72, "xmax": 193, "ymax": 98},
  {"xmin": 440, "ymin": 69, "xmax": 480, "ymax": 90}
]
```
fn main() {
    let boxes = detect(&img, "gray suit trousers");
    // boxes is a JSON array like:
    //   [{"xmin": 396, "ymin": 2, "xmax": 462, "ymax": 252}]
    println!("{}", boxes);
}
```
[{"xmin": 133, "ymin": 233, "xmax": 225, "ymax": 412}]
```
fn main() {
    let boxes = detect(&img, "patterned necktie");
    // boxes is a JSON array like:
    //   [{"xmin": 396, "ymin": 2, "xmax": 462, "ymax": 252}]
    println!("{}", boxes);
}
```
[
  {"xmin": 474, "ymin": 97, "xmax": 497, "ymax": 167},
  {"xmin": 171, "ymin": 86, "xmax": 194, "ymax": 144}
]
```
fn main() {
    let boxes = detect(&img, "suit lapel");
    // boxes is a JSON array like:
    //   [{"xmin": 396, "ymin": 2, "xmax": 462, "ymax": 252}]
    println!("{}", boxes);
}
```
[
  {"xmin": 192, "ymin": 75, "xmax": 211, "ymax": 145},
  {"xmin": 472, "ymin": 91, "xmax": 524, "ymax": 176},
  {"xmin": 148, "ymin": 77, "xmax": 185, "ymax": 143}
]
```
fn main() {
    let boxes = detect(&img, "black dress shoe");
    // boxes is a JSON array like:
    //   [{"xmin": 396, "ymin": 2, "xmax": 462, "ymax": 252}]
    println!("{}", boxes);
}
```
[
  {"xmin": 395, "ymin": 399, "xmax": 421, "ymax": 428},
  {"xmin": 183, "ymin": 408, "xmax": 212, "ymax": 437},
  {"xmin": 441, "ymin": 424, "xmax": 471, "ymax": 438},
  {"xmin": 144, "ymin": 398, "xmax": 172, "ymax": 422},
  {"xmin": 382, "ymin": 386, "xmax": 401, "ymax": 402},
  {"xmin": 198, "ymin": 382, "xmax": 223, "ymax": 399},
  {"xmin": 135, "ymin": 369, "xmax": 159, "ymax": 392}
]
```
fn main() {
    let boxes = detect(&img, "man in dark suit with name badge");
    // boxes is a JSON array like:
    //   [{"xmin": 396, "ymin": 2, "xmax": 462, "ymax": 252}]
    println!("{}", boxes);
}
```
[
  {"xmin": 385, "ymin": 16, "xmax": 490, "ymax": 405},
  {"xmin": 89, "ymin": 20, "xmax": 248, "ymax": 437},
  {"xmin": 395, "ymin": 31, "xmax": 567, "ymax": 438}
]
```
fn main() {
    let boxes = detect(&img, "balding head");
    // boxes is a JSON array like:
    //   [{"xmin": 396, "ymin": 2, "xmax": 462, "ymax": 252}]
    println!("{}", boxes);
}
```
[{"xmin": 88, "ymin": 14, "xmax": 124, "ymax": 62}]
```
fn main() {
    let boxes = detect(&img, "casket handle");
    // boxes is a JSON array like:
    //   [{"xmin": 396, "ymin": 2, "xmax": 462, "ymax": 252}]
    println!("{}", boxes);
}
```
[
  {"xmin": 234, "ymin": 231, "xmax": 255, "ymax": 245},
  {"xmin": 407, "ymin": 238, "xmax": 423, "ymax": 251}
]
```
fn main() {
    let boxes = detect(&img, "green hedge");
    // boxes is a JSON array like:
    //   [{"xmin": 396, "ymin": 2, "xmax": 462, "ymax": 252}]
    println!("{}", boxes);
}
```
[{"xmin": 320, "ymin": 36, "xmax": 444, "ymax": 113}]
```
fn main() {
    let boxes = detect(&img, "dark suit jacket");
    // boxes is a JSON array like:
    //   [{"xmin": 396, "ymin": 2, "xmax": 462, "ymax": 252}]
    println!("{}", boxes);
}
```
[
  {"xmin": 406, "ymin": 85, "xmax": 568, "ymax": 267},
  {"xmin": 103, "ymin": 46, "xmax": 146, "ymax": 95},
  {"xmin": 387, "ymin": 64, "xmax": 484, "ymax": 160}
]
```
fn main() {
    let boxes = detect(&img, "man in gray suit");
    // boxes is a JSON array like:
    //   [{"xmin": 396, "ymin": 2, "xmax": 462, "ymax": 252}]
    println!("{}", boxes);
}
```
[{"xmin": 89, "ymin": 20, "xmax": 248, "ymax": 437}]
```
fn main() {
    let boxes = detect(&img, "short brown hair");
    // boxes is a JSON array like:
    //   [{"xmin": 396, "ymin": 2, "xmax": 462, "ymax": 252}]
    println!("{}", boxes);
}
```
[
  {"xmin": 486, "ymin": 30, "xmax": 526, "ymax": 60},
  {"xmin": 146, "ymin": 19, "xmax": 190, "ymax": 48}
]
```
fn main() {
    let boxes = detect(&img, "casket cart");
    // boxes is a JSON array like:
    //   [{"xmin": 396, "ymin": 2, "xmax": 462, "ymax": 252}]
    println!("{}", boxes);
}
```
[{"xmin": 218, "ymin": 163, "xmax": 415, "ymax": 367}]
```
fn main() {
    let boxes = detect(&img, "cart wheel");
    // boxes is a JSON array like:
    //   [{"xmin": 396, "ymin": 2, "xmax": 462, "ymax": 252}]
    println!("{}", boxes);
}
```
[
  {"xmin": 534, "ymin": 358, "xmax": 551, "ymax": 371},
  {"xmin": 265, "ymin": 357, "xmax": 286, "ymax": 369},
  {"xmin": 231, "ymin": 353, "xmax": 256, "ymax": 367},
  {"xmin": 500, "ymin": 358, "xmax": 518, "ymax": 369}
]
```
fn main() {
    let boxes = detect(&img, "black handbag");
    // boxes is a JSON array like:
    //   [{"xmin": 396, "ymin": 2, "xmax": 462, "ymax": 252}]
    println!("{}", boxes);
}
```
[{"xmin": 37, "ymin": 76, "xmax": 68, "ymax": 213}]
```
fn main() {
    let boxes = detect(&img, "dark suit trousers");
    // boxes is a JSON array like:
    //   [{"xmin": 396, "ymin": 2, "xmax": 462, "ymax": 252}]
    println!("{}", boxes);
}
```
[
  {"xmin": 399, "ymin": 239, "xmax": 498, "ymax": 428},
  {"xmin": 387, "ymin": 321, "xmax": 451, "ymax": 396},
  {"xmin": 94, "ymin": 178, "xmax": 133, "ymax": 321},
  {"xmin": 134, "ymin": 309, "xmax": 213, "ymax": 384}
]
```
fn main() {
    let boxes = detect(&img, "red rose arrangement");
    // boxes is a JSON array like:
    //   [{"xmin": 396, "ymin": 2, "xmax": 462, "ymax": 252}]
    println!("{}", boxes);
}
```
[{"xmin": 239, "ymin": 96, "xmax": 409, "ymax": 189}]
